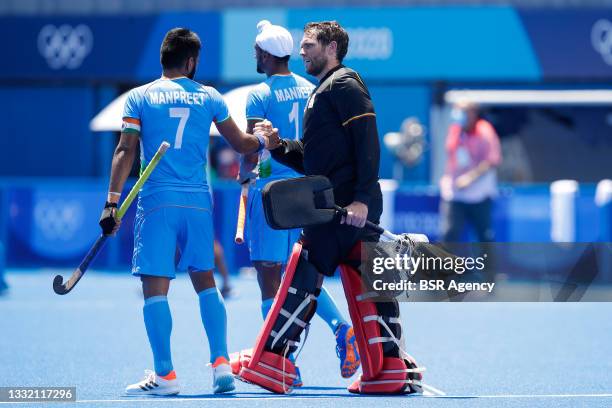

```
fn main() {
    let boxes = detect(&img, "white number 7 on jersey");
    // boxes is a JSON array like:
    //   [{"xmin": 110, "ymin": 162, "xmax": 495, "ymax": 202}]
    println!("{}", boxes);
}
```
[{"xmin": 169, "ymin": 107, "xmax": 190, "ymax": 149}]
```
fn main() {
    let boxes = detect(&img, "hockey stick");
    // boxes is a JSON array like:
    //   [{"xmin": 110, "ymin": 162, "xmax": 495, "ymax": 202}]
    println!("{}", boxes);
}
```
[
  {"xmin": 334, "ymin": 204, "xmax": 428, "ymax": 243},
  {"xmin": 234, "ymin": 183, "xmax": 249, "ymax": 244},
  {"xmin": 53, "ymin": 141, "xmax": 171, "ymax": 295}
]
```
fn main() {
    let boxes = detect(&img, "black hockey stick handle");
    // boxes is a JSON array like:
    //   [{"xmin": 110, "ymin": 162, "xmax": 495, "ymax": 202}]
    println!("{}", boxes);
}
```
[
  {"xmin": 333, "ymin": 205, "xmax": 428, "ymax": 243},
  {"xmin": 334, "ymin": 205, "xmax": 385, "ymax": 234},
  {"xmin": 53, "ymin": 234, "xmax": 108, "ymax": 295},
  {"xmin": 53, "ymin": 141, "xmax": 170, "ymax": 295}
]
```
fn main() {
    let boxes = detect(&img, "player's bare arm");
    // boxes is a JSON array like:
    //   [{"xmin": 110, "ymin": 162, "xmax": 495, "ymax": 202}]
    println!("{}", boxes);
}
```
[
  {"xmin": 100, "ymin": 132, "xmax": 139, "ymax": 235},
  {"xmin": 108, "ymin": 132, "xmax": 139, "ymax": 204},
  {"xmin": 216, "ymin": 117, "xmax": 280, "ymax": 154},
  {"xmin": 237, "ymin": 119, "xmax": 263, "ymax": 184}
]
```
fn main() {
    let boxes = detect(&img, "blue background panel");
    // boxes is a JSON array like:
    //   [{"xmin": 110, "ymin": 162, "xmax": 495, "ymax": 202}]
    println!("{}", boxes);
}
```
[
  {"xmin": 0, "ymin": 17, "xmax": 156, "ymax": 80},
  {"xmin": 0, "ymin": 87, "xmax": 95, "ymax": 177},
  {"xmin": 285, "ymin": 7, "xmax": 541, "ymax": 81},
  {"xmin": 368, "ymin": 85, "xmax": 431, "ymax": 180},
  {"xmin": 136, "ymin": 12, "xmax": 221, "ymax": 81},
  {"xmin": 519, "ymin": 9, "xmax": 612, "ymax": 80}
]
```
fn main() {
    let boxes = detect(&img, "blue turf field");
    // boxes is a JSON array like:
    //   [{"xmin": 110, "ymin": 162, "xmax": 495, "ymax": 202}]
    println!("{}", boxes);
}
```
[{"xmin": 1, "ymin": 269, "xmax": 612, "ymax": 408}]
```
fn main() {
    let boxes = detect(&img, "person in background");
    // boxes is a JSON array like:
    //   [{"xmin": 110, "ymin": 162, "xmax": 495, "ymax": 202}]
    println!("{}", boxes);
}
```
[
  {"xmin": 214, "ymin": 240, "xmax": 233, "ymax": 298},
  {"xmin": 439, "ymin": 102, "xmax": 502, "ymax": 244}
]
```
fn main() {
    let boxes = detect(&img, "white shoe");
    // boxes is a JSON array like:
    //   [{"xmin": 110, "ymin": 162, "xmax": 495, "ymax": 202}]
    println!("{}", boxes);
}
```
[
  {"xmin": 125, "ymin": 370, "xmax": 180, "ymax": 396},
  {"xmin": 211, "ymin": 357, "xmax": 235, "ymax": 394}
]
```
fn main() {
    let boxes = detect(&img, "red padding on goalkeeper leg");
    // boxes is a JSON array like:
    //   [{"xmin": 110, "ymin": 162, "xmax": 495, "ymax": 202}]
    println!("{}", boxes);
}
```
[
  {"xmin": 239, "ymin": 350, "xmax": 296, "ymax": 394},
  {"xmin": 348, "ymin": 357, "xmax": 410, "ymax": 394},
  {"xmin": 229, "ymin": 242, "xmax": 302, "ymax": 393},
  {"xmin": 248, "ymin": 241, "xmax": 302, "ymax": 364},
  {"xmin": 340, "ymin": 258, "xmax": 383, "ymax": 380},
  {"xmin": 229, "ymin": 348, "xmax": 252, "ymax": 375}
]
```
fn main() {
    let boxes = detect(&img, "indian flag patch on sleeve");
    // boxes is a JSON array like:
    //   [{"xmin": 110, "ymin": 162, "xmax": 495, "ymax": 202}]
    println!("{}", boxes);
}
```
[{"xmin": 122, "ymin": 117, "xmax": 141, "ymax": 133}]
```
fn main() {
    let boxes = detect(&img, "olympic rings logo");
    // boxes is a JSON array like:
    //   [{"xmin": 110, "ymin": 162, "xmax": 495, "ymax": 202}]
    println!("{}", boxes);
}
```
[
  {"xmin": 34, "ymin": 199, "xmax": 84, "ymax": 240},
  {"xmin": 37, "ymin": 24, "xmax": 93, "ymax": 70},
  {"xmin": 591, "ymin": 19, "xmax": 612, "ymax": 66}
]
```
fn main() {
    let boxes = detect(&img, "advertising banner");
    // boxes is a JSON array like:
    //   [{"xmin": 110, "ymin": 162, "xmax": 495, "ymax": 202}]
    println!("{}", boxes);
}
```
[
  {"xmin": 7, "ymin": 186, "xmax": 105, "ymax": 262},
  {"xmin": 222, "ymin": 7, "xmax": 542, "ymax": 82},
  {"xmin": 519, "ymin": 9, "xmax": 612, "ymax": 80},
  {"xmin": 0, "ymin": 13, "xmax": 220, "ymax": 81}
]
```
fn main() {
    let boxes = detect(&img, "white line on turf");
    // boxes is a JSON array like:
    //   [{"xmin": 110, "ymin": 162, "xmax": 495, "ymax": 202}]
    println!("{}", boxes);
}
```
[
  {"xmin": 1, "ymin": 394, "xmax": 612, "ymax": 404},
  {"xmin": 430, "ymin": 393, "xmax": 612, "ymax": 399}
]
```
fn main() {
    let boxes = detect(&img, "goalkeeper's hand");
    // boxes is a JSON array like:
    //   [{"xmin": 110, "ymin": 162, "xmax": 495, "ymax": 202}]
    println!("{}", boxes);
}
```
[
  {"xmin": 99, "ymin": 202, "xmax": 121, "ymax": 236},
  {"xmin": 341, "ymin": 201, "xmax": 368, "ymax": 228}
]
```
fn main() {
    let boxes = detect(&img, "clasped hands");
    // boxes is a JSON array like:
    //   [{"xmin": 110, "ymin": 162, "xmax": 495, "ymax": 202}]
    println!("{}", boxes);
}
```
[{"xmin": 253, "ymin": 120, "xmax": 281, "ymax": 150}]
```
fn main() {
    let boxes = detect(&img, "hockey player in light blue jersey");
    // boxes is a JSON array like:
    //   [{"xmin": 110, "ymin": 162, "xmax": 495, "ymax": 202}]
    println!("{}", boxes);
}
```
[
  {"xmin": 98, "ymin": 28, "xmax": 279, "ymax": 396},
  {"xmin": 238, "ymin": 21, "xmax": 361, "ymax": 386}
]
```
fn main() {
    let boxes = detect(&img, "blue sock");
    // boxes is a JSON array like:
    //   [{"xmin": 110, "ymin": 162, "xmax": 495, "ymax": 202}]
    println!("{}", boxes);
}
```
[
  {"xmin": 261, "ymin": 298, "xmax": 274, "ymax": 320},
  {"xmin": 198, "ymin": 287, "xmax": 229, "ymax": 363},
  {"xmin": 143, "ymin": 296, "xmax": 173, "ymax": 376},
  {"xmin": 316, "ymin": 286, "xmax": 348, "ymax": 334}
]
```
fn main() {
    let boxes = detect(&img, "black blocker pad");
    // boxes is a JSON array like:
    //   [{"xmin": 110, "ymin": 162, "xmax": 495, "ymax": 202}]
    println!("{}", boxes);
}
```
[{"xmin": 262, "ymin": 176, "xmax": 336, "ymax": 229}]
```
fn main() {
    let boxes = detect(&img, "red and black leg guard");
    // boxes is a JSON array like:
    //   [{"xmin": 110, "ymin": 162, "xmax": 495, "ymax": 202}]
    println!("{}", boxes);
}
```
[
  {"xmin": 230, "ymin": 242, "xmax": 322, "ymax": 393},
  {"xmin": 340, "ymin": 248, "xmax": 424, "ymax": 395}
]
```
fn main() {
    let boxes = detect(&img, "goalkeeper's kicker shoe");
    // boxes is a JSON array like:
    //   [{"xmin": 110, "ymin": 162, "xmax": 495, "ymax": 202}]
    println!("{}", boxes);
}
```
[
  {"xmin": 125, "ymin": 370, "xmax": 180, "ymax": 396},
  {"xmin": 211, "ymin": 357, "xmax": 236, "ymax": 394},
  {"xmin": 336, "ymin": 323, "xmax": 361, "ymax": 378}
]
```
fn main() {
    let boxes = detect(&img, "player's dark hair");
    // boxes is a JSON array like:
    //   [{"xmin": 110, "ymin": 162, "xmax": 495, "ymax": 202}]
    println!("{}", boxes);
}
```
[
  {"xmin": 273, "ymin": 55, "xmax": 291, "ymax": 64},
  {"xmin": 304, "ymin": 21, "xmax": 349, "ymax": 62},
  {"xmin": 256, "ymin": 44, "xmax": 291, "ymax": 65},
  {"xmin": 160, "ymin": 28, "xmax": 201, "ymax": 70}
]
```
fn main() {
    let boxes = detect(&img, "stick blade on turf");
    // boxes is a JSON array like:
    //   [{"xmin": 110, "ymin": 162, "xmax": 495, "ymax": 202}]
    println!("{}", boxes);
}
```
[
  {"xmin": 53, "ymin": 268, "xmax": 82, "ymax": 295},
  {"xmin": 53, "ymin": 274, "xmax": 69, "ymax": 295}
]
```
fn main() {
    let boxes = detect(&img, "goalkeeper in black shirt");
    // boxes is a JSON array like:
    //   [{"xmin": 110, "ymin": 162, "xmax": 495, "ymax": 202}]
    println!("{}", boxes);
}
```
[{"xmin": 232, "ymin": 21, "xmax": 424, "ymax": 395}]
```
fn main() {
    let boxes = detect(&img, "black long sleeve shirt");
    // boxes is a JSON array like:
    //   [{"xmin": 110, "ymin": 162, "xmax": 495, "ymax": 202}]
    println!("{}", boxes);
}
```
[{"xmin": 271, "ymin": 65, "xmax": 381, "ymax": 208}]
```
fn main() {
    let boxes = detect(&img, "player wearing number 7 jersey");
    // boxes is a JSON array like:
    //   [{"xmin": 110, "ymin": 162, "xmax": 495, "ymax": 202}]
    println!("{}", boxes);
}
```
[{"xmin": 99, "ymin": 28, "xmax": 279, "ymax": 396}]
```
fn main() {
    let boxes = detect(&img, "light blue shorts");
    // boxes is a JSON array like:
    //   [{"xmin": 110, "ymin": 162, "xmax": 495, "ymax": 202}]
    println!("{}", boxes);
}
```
[
  {"xmin": 132, "ymin": 191, "xmax": 214, "ymax": 279},
  {"xmin": 247, "ymin": 186, "xmax": 302, "ymax": 263}
]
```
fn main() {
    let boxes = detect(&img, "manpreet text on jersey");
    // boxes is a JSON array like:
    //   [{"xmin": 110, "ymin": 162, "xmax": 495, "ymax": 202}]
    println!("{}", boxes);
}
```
[
  {"xmin": 147, "ymin": 90, "xmax": 209, "ymax": 105},
  {"xmin": 273, "ymin": 86, "xmax": 312, "ymax": 102}
]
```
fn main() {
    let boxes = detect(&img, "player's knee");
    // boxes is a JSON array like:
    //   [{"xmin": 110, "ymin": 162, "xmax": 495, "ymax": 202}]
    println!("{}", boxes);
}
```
[
  {"xmin": 255, "ymin": 261, "xmax": 283, "ymax": 298},
  {"xmin": 188, "ymin": 269, "xmax": 215, "ymax": 293},
  {"xmin": 141, "ymin": 275, "xmax": 170, "ymax": 298}
]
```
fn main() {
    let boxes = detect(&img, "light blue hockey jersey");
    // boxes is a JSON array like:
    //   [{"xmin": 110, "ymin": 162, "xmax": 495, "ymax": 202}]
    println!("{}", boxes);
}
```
[
  {"xmin": 246, "ymin": 73, "xmax": 314, "ymax": 187},
  {"xmin": 122, "ymin": 77, "xmax": 229, "ymax": 196}
]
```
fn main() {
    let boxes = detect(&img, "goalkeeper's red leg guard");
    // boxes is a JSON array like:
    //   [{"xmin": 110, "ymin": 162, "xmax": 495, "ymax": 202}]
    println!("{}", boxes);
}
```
[
  {"xmin": 230, "ymin": 241, "xmax": 321, "ymax": 393},
  {"xmin": 340, "ymin": 245, "xmax": 425, "ymax": 395}
]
